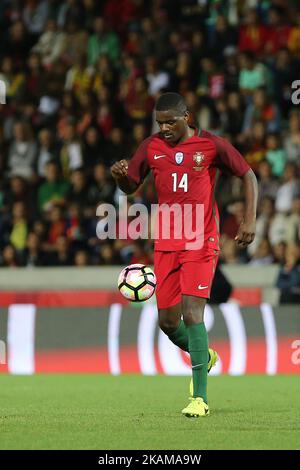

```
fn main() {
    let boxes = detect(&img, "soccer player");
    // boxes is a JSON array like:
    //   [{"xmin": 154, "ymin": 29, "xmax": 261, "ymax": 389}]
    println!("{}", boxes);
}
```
[{"xmin": 111, "ymin": 93, "xmax": 257, "ymax": 417}]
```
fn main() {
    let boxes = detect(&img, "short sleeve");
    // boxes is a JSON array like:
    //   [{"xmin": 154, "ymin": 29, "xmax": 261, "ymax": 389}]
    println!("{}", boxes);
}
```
[
  {"xmin": 127, "ymin": 137, "xmax": 151, "ymax": 185},
  {"xmin": 203, "ymin": 131, "xmax": 251, "ymax": 177}
]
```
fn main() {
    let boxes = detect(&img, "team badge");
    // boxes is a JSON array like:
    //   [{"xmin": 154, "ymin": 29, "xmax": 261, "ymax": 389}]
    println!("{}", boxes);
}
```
[
  {"xmin": 193, "ymin": 151, "xmax": 205, "ymax": 171},
  {"xmin": 175, "ymin": 152, "xmax": 184, "ymax": 164}
]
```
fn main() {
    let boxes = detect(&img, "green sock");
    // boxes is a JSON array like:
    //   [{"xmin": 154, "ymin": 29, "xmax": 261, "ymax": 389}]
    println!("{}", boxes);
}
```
[
  {"xmin": 187, "ymin": 322, "xmax": 208, "ymax": 403},
  {"xmin": 167, "ymin": 320, "xmax": 189, "ymax": 352}
]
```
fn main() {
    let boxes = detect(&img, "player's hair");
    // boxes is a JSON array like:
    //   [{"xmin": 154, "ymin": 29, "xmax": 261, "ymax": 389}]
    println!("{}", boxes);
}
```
[{"xmin": 155, "ymin": 92, "xmax": 187, "ymax": 115}]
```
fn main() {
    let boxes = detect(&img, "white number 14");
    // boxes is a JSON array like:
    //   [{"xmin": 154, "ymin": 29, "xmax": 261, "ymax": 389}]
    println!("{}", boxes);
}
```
[{"xmin": 172, "ymin": 173, "xmax": 188, "ymax": 192}]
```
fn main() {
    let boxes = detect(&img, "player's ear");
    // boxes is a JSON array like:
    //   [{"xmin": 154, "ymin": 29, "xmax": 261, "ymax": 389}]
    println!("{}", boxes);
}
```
[{"xmin": 184, "ymin": 111, "xmax": 189, "ymax": 122}]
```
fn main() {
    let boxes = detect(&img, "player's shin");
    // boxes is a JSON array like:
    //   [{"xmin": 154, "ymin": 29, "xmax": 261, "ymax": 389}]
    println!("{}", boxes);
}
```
[
  {"xmin": 167, "ymin": 319, "xmax": 189, "ymax": 352},
  {"xmin": 187, "ymin": 322, "xmax": 208, "ymax": 403}
]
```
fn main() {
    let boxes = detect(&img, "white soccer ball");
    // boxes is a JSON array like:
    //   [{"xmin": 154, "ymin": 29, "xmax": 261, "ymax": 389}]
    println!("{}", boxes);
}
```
[{"xmin": 118, "ymin": 264, "xmax": 157, "ymax": 302}]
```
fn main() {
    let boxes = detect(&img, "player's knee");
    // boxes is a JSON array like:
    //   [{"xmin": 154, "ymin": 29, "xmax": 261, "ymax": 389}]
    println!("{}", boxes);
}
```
[
  {"xmin": 183, "ymin": 311, "xmax": 203, "ymax": 326},
  {"xmin": 182, "ymin": 296, "xmax": 205, "ymax": 325},
  {"xmin": 158, "ymin": 315, "xmax": 179, "ymax": 334}
]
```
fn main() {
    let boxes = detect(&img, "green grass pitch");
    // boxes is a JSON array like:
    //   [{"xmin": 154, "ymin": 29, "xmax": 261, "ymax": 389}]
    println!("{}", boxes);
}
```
[{"xmin": 0, "ymin": 375, "xmax": 299, "ymax": 450}]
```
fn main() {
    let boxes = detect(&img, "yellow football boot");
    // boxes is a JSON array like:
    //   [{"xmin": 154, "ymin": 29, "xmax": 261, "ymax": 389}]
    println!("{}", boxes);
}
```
[{"xmin": 182, "ymin": 397, "xmax": 210, "ymax": 418}]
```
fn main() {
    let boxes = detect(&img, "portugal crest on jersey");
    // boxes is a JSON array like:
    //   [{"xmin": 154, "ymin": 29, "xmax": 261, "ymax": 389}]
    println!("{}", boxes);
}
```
[{"xmin": 193, "ymin": 151, "xmax": 205, "ymax": 171}]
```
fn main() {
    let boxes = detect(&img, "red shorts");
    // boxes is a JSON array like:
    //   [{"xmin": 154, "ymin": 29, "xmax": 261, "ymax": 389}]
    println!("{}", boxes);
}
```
[{"xmin": 154, "ymin": 248, "xmax": 219, "ymax": 309}]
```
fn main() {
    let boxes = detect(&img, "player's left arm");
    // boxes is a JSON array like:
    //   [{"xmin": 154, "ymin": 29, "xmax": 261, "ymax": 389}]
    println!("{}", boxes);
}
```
[
  {"xmin": 235, "ymin": 168, "xmax": 257, "ymax": 247},
  {"xmin": 213, "ymin": 134, "xmax": 258, "ymax": 247}
]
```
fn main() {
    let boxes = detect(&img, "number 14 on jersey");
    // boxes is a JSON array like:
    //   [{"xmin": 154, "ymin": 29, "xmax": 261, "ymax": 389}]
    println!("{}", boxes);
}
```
[{"xmin": 172, "ymin": 173, "xmax": 188, "ymax": 192}]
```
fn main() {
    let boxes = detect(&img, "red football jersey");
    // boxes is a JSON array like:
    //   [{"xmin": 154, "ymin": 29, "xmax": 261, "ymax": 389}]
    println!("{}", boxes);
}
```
[{"xmin": 127, "ymin": 129, "xmax": 250, "ymax": 251}]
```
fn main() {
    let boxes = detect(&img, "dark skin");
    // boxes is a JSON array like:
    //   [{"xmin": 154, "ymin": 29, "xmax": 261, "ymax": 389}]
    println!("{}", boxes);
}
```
[{"xmin": 111, "ymin": 108, "xmax": 258, "ymax": 333}]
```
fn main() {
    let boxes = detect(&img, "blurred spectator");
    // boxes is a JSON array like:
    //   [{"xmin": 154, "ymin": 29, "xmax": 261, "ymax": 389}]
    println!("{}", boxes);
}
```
[
  {"xmin": 197, "ymin": 57, "xmax": 225, "ymax": 100},
  {"xmin": 238, "ymin": 9, "xmax": 267, "ymax": 56},
  {"xmin": 0, "ymin": 244, "xmax": 19, "ymax": 267},
  {"xmin": 140, "ymin": 18, "xmax": 160, "ymax": 58},
  {"xmin": 103, "ymin": 0, "xmax": 143, "ymax": 33},
  {"xmin": 23, "ymin": 0, "xmax": 50, "ymax": 37},
  {"xmin": 87, "ymin": 162, "xmax": 116, "ymax": 205},
  {"xmin": 96, "ymin": 102, "xmax": 113, "ymax": 139},
  {"xmin": 92, "ymin": 55, "xmax": 117, "ymax": 96},
  {"xmin": 37, "ymin": 129, "xmax": 58, "ymax": 177},
  {"xmin": 25, "ymin": 53, "xmax": 44, "ymax": 100},
  {"xmin": 249, "ymin": 238, "xmax": 274, "ymax": 265},
  {"xmin": 47, "ymin": 206, "xmax": 66, "ymax": 246},
  {"xmin": 257, "ymin": 161, "xmax": 279, "ymax": 205},
  {"xmin": 99, "ymin": 241, "xmax": 121, "ymax": 265},
  {"xmin": 3, "ymin": 176, "xmax": 35, "ymax": 216},
  {"xmin": 9, "ymin": 201, "xmax": 28, "ymax": 257},
  {"xmin": 288, "ymin": 10, "xmax": 300, "ymax": 58},
  {"xmin": 285, "ymin": 195, "xmax": 300, "ymax": 245},
  {"xmin": 49, "ymin": 235, "xmax": 72, "ymax": 266},
  {"xmin": 224, "ymin": 91, "xmax": 244, "ymax": 139},
  {"xmin": 57, "ymin": 0, "xmax": 85, "ymax": 29},
  {"xmin": 238, "ymin": 51, "xmax": 268, "ymax": 96},
  {"xmin": 121, "ymin": 75, "xmax": 154, "ymax": 125},
  {"xmin": 105, "ymin": 128, "xmax": 129, "ymax": 164},
  {"xmin": 66, "ymin": 202, "xmax": 86, "ymax": 247},
  {"xmin": 31, "ymin": 19, "xmax": 66, "ymax": 67},
  {"xmin": 59, "ymin": 120, "xmax": 84, "ymax": 178},
  {"xmin": 67, "ymin": 168, "xmax": 89, "ymax": 208},
  {"xmin": 265, "ymin": 133, "xmax": 286, "ymax": 177},
  {"xmin": 242, "ymin": 121, "xmax": 267, "ymax": 173},
  {"xmin": 0, "ymin": 56, "xmax": 25, "ymax": 101},
  {"xmin": 87, "ymin": 17, "xmax": 120, "ymax": 66},
  {"xmin": 24, "ymin": 231, "xmax": 45, "ymax": 267},
  {"xmin": 74, "ymin": 249, "xmax": 90, "ymax": 267},
  {"xmin": 145, "ymin": 56, "xmax": 170, "ymax": 97},
  {"xmin": 269, "ymin": 211, "xmax": 287, "ymax": 247},
  {"xmin": 273, "ymin": 241, "xmax": 287, "ymax": 264},
  {"xmin": 65, "ymin": 53, "xmax": 92, "ymax": 99},
  {"xmin": 7, "ymin": 122, "xmax": 37, "ymax": 180},
  {"xmin": 63, "ymin": 19, "xmax": 88, "ymax": 65},
  {"xmin": 265, "ymin": 6, "xmax": 291, "ymax": 56},
  {"xmin": 283, "ymin": 111, "xmax": 300, "ymax": 165},
  {"xmin": 129, "ymin": 123, "xmax": 148, "ymax": 154},
  {"xmin": 243, "ymin": 88, "xmax": 280, "ymax": 134},
  {"xmin": 83, "ymin": 126, "xmax": 105, "ymax": 171},
  {"xmin": 275, "ymin": 163, "xmax": 300, "ymax": 213},
  {"xmin": 210, "ymin": 15, "xmax": 237, "ymax": 62},
  {"xmin": 272, "ymin": 48, "xmax": 296, "ymax": 118},
  {"xmin": 276, "ymin": 243, "xmax": 300, "ymax": 303},
  {"xmin": 0, "ymin": 20, "xmax": 32, "ymax": 65},
  {"xmin": 38, "ymin": 161, "xmax": 70, "ymax": 212}
]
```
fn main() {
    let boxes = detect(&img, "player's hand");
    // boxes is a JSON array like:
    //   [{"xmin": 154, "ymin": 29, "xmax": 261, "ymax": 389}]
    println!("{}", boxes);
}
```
[
  {"xmin": 110, "ymin": 159, "xmax": 129, "ymax": 179},
  {"xmin": 235, "ymin": 220, "xmax": 256, "ymax": 247}
]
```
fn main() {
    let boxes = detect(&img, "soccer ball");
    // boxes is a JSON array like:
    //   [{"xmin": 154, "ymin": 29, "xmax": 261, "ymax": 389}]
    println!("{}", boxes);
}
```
[{"xmin": 118, "ymin": 264, "xmax": 157, "ymax": 302}]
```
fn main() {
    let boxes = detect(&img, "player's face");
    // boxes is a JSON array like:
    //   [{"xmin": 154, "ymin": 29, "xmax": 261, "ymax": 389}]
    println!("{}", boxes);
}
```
[{"xmin": 156, "ymin": 110, "xmax": 189, "ymax": 144}]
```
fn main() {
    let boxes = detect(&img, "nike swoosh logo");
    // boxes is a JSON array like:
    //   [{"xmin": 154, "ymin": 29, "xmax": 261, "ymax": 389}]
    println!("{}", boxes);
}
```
[
  {"xmin": 192, "ymin": 363, "xmax": 204, "ymax": 368},
  {"xmin": 154, "ymin": 155, "xmax": 166, "ymax": 160},
  {"xmin": 198, "ymin": 285, "xmax": 208, "ymax": 290}
]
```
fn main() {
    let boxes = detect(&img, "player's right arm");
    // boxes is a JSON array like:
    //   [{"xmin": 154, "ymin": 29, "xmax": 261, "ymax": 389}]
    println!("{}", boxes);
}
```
[
  {"xmin": 110, "ymin": 159, "xmax": 139, "ymax": 194},
  {"xmin": 110, "ymin": 137, "xmax": 151, "ymax": 195}
]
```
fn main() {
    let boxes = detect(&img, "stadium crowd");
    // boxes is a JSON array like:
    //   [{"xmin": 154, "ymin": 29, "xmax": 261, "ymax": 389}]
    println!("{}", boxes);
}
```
[{"xmin": 0, "ymin": 0, "xmax": 300, "ymax": 299}]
